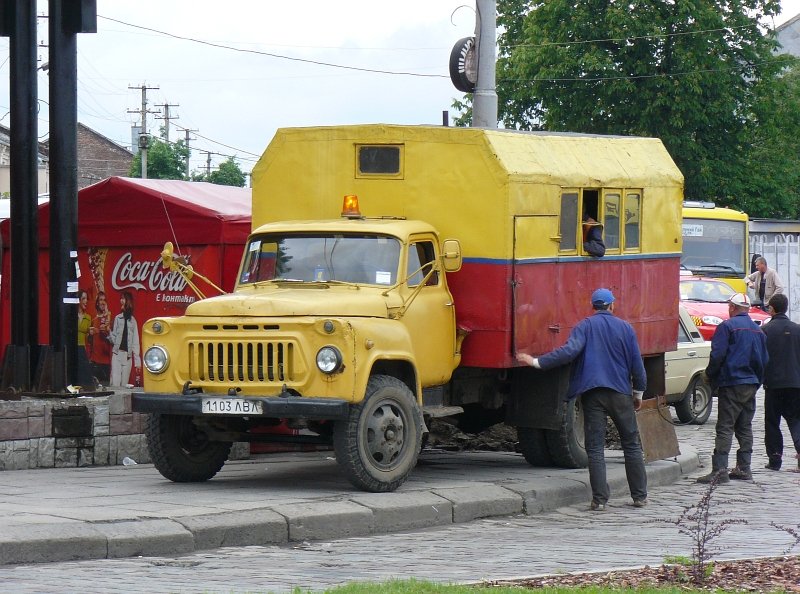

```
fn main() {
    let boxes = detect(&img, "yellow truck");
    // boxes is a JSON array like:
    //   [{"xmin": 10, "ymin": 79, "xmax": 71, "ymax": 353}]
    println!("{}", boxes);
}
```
[{"xmin": 133, "ymin": 124, "xmax": 684, "ymax": 492}]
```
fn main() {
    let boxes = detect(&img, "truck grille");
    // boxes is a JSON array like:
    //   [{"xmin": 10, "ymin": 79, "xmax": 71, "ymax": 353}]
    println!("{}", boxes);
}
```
[{"xmin": 187, "ymin": 340, "xmax": 296, "ymax": 383}]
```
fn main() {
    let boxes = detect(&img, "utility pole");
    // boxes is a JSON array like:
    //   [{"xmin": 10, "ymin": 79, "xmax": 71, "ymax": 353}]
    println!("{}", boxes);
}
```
[
  {"xmin": 473, "ymin": 0, "xmax": 498, "ymax": 128},
  {"xmin": 178, "ymin": 126, "xmax": 196, "ymax": 179},
  {"xmin": 128, "ymin": 84, "xmax": 159, "ymax": 178},
  {"xmin": 154, "ymin": 101, "xmax": 179, "ymax": 141},
  {"xmin": 202, "ymin": 150, "xmax": 215, "ymax": 177}
]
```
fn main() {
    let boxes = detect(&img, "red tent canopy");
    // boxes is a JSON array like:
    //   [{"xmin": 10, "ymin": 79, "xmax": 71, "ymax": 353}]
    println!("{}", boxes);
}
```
[
  {"xmin": 0, "ymin": 178, "xmax": 253, "ymax": 377},
  {"xmin": 6, "ymin": 176, "xmax": 252, "ymax": 248}
]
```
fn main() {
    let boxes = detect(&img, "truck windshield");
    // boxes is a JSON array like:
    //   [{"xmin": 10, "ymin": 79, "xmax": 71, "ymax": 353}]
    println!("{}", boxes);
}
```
[
  {"xmin": 239, "ymin": 233, "xmax": 401, "ymax": 286},
  {"xmin": 681, "ymin": 218, "xmax": 746, "ymax": 276}
]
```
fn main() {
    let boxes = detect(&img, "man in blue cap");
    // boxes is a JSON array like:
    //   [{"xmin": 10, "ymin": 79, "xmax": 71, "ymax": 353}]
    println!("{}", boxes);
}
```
[{"xmin": 516, "ymin": 287, "xmax": 648, "ymax": 511}]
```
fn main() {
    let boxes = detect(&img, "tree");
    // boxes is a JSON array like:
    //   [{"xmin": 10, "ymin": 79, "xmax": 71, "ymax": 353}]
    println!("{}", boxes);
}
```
[
  {"xmin": 129, "ymin": 136, "xmax": 190, "ymax": 180},
  {"xmin": 459, "ymin": 0, "xmax": 800, "ymax": 216},
  {"xmin": 193, "ymin": 157, "xmax": 247, "ymax": 187}
]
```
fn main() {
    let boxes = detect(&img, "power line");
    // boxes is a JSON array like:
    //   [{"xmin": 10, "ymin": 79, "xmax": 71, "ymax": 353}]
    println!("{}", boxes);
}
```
[{"xmin": 97, "ymin": 15, "xmax": 447, "ymax": 79}]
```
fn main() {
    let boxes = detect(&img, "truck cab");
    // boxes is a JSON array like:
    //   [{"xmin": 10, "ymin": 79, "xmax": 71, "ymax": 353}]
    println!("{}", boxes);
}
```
[{"xmin": 135, "ymin": 205, "xmax": 463, "ymax": 492}]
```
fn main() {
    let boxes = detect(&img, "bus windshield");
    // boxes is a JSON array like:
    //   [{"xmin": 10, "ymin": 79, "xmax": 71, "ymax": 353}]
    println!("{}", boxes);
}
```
[
  {"xmin": 239, "ymin": 233, "xmax": 402, "ymax": 286},
  {"xmin": 681, "ymin": 218, "xmax": 746, "ymax": 276}
]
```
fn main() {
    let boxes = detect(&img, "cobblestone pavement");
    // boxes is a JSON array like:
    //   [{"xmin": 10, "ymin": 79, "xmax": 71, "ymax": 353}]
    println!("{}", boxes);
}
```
[{"xmin": 2, "ymin": 395, "xmax": 799, "ymax": 594}]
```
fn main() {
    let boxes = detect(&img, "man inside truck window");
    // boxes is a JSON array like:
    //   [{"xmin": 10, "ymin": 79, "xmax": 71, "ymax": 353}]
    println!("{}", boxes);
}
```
[
  {"xmin": 582, "ymin": 212, "xmax": 606, "ymax": 257},
  {"xmin": 516, "ymin": 288, "xmax": 647, "ymax": 511}
]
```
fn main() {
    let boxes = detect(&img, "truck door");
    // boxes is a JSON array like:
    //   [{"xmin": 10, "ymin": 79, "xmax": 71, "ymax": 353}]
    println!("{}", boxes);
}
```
[
  {"xmin": 401, "ymin": 235, "xmax": 458, "ymax": 386},
  {"xmin": 513, "ymin": 214, "xmax": 565, "ymax": 355}
]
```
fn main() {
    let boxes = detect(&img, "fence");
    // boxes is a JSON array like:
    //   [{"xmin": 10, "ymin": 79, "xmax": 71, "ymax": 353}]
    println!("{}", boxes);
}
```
[{"xmin": 750, "ymin": 223, "xmax": 800, "ymax": 322}]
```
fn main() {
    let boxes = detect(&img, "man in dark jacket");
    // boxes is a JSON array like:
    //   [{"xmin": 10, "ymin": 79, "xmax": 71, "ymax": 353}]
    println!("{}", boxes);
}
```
[
  {"xmin": 516, "ymin": 288, "xmax": 647, "ymax": 510},
  {"xmin": 698, "ymin": 292, "xmax": 768, "ymax": 483},
  {"xmin": 761, "ymin": 293, "xmax": 800, "ymax": 471}
]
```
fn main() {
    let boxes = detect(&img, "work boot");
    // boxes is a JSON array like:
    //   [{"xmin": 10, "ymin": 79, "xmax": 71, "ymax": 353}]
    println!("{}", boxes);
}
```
[
  {"xmin": 697, "ymin": 453, "xmax": 730, "ymax": 484},
  {"xmin": 729, "ymin": 466, "xmax": 753, "ymax": 480},
  {"xmin": 696, "ymin": 469, "xmax": 730, "ymax": 484}
]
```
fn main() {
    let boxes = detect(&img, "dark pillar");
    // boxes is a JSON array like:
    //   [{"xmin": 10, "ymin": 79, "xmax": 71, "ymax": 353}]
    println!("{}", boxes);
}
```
[
  {"xmin": 0, "ymin": 0, "xmax": 39, "ymax": 393},
  {"xmin": 42, "ymin": 0, "xmax": 96, "ymax": 392}
]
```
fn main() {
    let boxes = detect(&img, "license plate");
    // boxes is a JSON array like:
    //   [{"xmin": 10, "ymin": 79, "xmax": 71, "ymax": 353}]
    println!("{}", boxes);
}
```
[{"xmin": 201, "ymin": 398, "xmax": 263, "ymax": 415}]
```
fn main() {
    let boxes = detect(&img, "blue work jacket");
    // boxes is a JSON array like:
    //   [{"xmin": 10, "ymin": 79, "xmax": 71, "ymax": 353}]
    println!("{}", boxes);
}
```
[
  {"xmin": 706, "ymin": 312, "xmax": 768, "ymax": 388},
  {"xmin": 537, "ymin": 310, "xmax": 647, "ymax": 401}
]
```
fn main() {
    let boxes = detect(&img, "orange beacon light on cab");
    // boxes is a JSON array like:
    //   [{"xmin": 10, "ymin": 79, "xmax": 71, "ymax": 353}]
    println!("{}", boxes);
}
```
[{"xmin": 341, "ymin": 195, "xmax": 361, "ymax": 218}]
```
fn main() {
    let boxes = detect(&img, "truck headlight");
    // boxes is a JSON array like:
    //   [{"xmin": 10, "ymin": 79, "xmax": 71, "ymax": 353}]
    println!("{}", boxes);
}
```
[
  {"xmin": 143, "ymin": 346, "xmax": 169, "ymax": 374},
  {"xmin": 316, "ymin": 346, "xmax": 343, "ymax": 374}
]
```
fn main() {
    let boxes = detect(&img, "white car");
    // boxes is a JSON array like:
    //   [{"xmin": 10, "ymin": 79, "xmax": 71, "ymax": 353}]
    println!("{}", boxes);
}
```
[{"xmin": 665, "ymin": 305, "xmax": 713, "ymax": 424}]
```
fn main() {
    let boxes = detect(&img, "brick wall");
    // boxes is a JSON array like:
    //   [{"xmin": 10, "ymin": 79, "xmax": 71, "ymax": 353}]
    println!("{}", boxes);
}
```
[
  {"xmin": 76, "ymin": 123, "xmax": 134, "ymax": 189},
  {"xmin": 0, "ymin": 391, "xmax": 248, "ymax": 470}
]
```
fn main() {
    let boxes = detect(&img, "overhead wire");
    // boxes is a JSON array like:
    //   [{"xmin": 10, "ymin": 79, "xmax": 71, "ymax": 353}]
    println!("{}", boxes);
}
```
[{"xmin": 97, "ymin": 15, "xmax": 447, "ymax": 79}]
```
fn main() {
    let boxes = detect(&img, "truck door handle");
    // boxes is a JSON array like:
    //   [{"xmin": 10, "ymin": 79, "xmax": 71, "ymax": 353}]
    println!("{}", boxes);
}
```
[
  {"xmin": 548, "ymin": 324, "xmax": 560, "ymax": 333},
  {"xmin": 687, "ymin": 351, "xmax": 697, "ymax": 357}
]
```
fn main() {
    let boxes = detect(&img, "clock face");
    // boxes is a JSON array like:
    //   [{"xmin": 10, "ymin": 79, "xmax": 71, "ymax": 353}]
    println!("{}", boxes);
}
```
[{"xmin": 449, "ymin": 36, "xmax": 477, "ymax": 93}]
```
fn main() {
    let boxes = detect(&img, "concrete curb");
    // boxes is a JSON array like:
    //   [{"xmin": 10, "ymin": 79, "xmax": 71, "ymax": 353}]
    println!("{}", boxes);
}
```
[{"xmin": 0, "ymin": 447, "xmax": 700, "ymax": 566}]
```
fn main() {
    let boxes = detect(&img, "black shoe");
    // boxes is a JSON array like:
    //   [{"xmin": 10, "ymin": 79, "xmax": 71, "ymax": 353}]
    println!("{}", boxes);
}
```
[{"xmin": 765, "ymin": 463, "xmax": 781, "ymax": 471}]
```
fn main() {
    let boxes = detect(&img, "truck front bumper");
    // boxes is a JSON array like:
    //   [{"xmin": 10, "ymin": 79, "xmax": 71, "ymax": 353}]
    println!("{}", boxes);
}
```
[{"xmin": 132, "ymin": 392, "xmax": 351, "ymax": 420}]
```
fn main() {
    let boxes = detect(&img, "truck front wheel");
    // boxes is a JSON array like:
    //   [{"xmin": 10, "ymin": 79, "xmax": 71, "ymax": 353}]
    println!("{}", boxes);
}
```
[
  {"xmin": 145, "ymin": 414, "xmax": 232, "ymax": 482},
  {"xmin": 333, "ymin": 375, "xmax": 423, "ymax": 492}
]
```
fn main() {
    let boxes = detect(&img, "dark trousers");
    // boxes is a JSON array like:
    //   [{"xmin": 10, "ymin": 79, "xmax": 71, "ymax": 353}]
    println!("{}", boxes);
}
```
[
  {"xmin": 714, "ymin": 384, "xmax": 758, "ymax": 468},
  {"xmin": 764, "ymin": 388, "xmax": 800, "ymax": 467},
  {"xmin": 582, "ymin": 388, "xmax": 647, "ymax": 504}
]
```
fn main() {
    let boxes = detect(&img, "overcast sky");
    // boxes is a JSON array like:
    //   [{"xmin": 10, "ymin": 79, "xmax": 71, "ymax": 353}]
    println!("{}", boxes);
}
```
[{"xmin": 1, "ymin": 1, "xmax": 798, "ymax": 178}]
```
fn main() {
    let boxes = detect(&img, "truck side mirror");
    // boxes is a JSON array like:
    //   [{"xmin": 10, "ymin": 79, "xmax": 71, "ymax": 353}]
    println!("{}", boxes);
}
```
[{"xmin": 441, "ymin": 239, "xmax": 462, "ymax": 272}]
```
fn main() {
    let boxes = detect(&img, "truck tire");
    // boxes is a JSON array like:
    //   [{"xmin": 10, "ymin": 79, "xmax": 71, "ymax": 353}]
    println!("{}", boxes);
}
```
[
  {"xmin": 517, "ymin": 426, "xmax": 553, "ymax": 467},
  {"xmin": 675, "ymin": 376, "xmax": 713, "ymax": 425},
  {"xmin": 333, "ymin": 375, "xmax": 423, "ymax": 493},
  {"xmin": 145, "ymin": 413, "xmax": 232, "ymax": 482},
  {"xmin": 545, "ymin": 398, "xmax": 588, "ymax": 468}
]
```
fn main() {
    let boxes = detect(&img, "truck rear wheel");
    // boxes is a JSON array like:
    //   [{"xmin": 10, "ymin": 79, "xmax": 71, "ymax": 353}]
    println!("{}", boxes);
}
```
[
  {"xmin": 545, "ymin": 398, "xmax": 588, "ymax": 468},
  {"xmin": 145, "ymin": 414, "xmax": 232, "ymax": 482},
  {"xmin": 517, "ymin": 426, "xmax": 553, "ymax": 466},
  {"xmin": 333, "ymin": 375, "xmax": 423, "ymax": 492}
]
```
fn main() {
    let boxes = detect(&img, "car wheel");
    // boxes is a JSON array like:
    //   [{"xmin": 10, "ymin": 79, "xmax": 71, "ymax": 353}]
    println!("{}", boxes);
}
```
[{"xmin": 675, "ymin": 376, "xmax": 713, "ymax": 425}]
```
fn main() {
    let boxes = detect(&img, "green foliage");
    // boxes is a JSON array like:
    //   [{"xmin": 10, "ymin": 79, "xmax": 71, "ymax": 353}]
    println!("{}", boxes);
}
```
[
  {"xmin": 193, "ymin": 157, "xmax": 247, "ymax": 187},
  {"xmin": 129, "ymin": 136, "xmax": 190, "ymax": 180},
  {"xmin": 459, "ymin": 0, "xmax": 800, "ymax": 217}
]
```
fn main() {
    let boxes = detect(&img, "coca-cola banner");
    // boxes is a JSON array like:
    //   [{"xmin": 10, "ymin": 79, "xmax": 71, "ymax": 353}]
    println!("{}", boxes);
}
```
[{"xmin": 78, "ymin": 245, "xmax": 221, "ymax": 387}]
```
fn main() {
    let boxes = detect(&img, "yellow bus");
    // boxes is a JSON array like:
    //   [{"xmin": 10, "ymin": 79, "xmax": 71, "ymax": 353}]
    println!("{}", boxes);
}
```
[{"xmin": 681, "ymin": 201, "xmax": 748, "ymax": 293}]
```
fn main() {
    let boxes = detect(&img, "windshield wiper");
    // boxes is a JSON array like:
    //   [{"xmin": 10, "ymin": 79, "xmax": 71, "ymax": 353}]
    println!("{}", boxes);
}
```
[{"xmin": 694, "ymin": 265, "xmax": 741, "ymax": 274}]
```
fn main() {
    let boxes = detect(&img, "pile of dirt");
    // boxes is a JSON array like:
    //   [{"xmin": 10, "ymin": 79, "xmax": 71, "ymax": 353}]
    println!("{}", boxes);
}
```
[
  {"xmin": 426, "ymin": 418, "xmax": 518, "ymax": 452},
  {"xmin": 426, "ymin": 419, "xmax": 621, "ymax": 452}
]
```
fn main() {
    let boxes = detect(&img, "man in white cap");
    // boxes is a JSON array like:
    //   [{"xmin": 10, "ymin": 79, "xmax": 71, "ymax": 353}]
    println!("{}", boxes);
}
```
[
  {"xmin": 698, "ymin": 292, "xmax": 768, "ymax": 483},
  {"xmin": 516, "ymin": 287, "xmax": 647, "ymax": 511}
]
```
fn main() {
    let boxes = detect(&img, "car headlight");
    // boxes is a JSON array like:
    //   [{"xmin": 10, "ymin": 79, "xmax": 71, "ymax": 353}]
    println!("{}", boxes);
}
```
[
  {"xmin": 316, "ymin": 346, "xmax": 343, "ymax": 374},
  {"xmin": 701, "ymin": 315, "xmax": 724, "ymax": 326},
  {"xmin": 143, "ymin": 346, "xmax": 169, "ymax": 374}
]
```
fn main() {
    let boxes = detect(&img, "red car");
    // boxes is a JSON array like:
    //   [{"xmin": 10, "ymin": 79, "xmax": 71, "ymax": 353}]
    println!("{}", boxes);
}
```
[{"xmin": 679, "ymin": 277, "xmax": 770, "ymax": 341}]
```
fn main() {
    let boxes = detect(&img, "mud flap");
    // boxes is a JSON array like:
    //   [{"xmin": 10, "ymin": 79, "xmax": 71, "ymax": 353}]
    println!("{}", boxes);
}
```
[{"xmin": 636, "ymin": 396, "xmax": 680, "ymax": 462}]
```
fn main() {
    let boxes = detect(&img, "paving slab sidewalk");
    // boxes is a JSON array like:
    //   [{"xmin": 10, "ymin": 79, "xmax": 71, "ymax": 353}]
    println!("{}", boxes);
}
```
[{"xmin": 0, "ymin": 445, "xmax": 699, "ymax": 565}]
